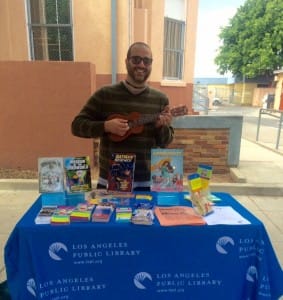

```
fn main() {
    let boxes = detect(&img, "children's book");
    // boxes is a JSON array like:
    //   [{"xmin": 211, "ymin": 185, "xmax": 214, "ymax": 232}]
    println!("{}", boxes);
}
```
[
  {"xmin": 35, "ymin": 206, "xmax": 57, "ymax": 224},
  {"xmin": 64, "ymin": 156, "xmax": 92, "ymax": 193},
  {"xmin": 107, "ymin": 153, "xmax": 136, "ymax": 193},
  {"xmin": 92, "ymin": 205, "xmax": 114, "ymax": 223},
  {"xmin": 150, "ymin": 149, "xmax": 184, "ymax": 192},
  {"xmin": 38, "ymin": 157, "xmax": 64, "ymax": 193}
]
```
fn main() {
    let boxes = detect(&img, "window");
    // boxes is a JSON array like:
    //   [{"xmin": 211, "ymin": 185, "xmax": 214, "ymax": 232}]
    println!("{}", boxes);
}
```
[
  {"xmin": 163, "ymin": 17, "xmax": 185, "ymax": 80},
  {"xmin": 163, "ymin": 0, "xmax": 186, "ymax": 80},
  {"xmin": 27, "ymin": 0, "xmax": 73, "ymax": 61}
]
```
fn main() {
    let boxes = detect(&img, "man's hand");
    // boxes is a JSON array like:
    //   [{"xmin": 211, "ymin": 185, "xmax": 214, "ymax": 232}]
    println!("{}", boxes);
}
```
[
  {"xmin": 155, "ymin": 106, "xmax": 172, "ymax": 128},
  {"xmin": 104, "ymin": 118, "xmax": 130, "ymax": 137}
]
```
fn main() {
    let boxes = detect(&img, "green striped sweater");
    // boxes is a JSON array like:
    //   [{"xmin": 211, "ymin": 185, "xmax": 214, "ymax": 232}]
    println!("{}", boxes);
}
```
[{"xmin": 71, "ymin": 81, "xmax": 174, "ymax": 188}]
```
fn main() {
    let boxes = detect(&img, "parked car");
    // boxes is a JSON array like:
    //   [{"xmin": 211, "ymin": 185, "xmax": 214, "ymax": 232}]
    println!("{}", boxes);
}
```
[{"xmin": 212, "ymin": 98, "xmax": 222, "ymax": 106}]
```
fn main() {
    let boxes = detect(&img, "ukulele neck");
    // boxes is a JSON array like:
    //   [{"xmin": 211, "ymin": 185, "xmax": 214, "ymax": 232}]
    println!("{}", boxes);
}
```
[{"xmin": 128, "ymin": 113, "xmax": 159, "ymax": 128}]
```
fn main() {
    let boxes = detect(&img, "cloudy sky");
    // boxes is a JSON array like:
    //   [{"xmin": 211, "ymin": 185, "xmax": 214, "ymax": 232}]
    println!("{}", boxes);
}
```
[{"xmin": 194, "ymin": 0, "xmax": 246, "ymax": 78}]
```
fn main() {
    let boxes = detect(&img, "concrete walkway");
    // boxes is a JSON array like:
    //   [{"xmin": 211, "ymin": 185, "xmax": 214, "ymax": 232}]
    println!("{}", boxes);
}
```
[{"xmin": 212, "ymin": 138, "xmax": 283, "ymax": 196}]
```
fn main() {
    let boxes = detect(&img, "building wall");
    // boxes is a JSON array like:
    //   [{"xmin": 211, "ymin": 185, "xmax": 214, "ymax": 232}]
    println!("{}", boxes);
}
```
[
  {"xmin": 73, "ymin": 0, "xmax": 112, "ymax": 72},
  {"xmin": 184, "ymin": 0, "xmax": 199, "ymax": 82},
  {"xmin": 231, "ymin": 83, "xmax": 257, "ymax": 105},
  {"xmin": 274, "ymin": 71, "xmax": 283, "ymax": 110},
  {"xmin": 73, "ymin": 0, "xmax": 130, "ymax": 76},
  {"xmin": 0, "ymin": 0, "xmax": 201, "ymax": 171},
  {"xmin": 0, "ymin": 61, "xmax": 96, "ymax": 170},
  {"xmin": 0, "ymin": 0, "xmax": 29, "ymax": 60},
  {"xmin": 253, "ymin": 88, "xmax": 275, "ymax": 107},
  {"xmin": 0, "ymin": 0, "xmax": 198, "ymax": 106}
]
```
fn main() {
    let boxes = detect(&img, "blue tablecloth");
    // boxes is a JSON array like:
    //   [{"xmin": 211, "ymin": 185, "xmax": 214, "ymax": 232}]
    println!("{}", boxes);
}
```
[{"xmin": 5, "ymin": 192, "xmax": 283, "ymax": 300}]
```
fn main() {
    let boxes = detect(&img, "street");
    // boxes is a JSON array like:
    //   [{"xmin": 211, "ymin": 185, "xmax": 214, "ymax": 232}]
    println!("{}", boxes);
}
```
[{"xmin": 208, "ymin": 105, "xmax": 283, "ymax": 153}]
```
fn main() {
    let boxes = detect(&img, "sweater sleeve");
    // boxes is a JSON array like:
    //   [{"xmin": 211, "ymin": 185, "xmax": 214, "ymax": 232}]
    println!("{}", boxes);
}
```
[{"xmin": 71, "ymin": 91, "xmax": 106, "ymax": 138}]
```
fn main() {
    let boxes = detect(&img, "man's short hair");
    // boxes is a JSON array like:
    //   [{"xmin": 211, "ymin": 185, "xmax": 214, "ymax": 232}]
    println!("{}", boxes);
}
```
[{"xmin": 126, "ymin": 42, "xmax": 151, "ymax": 58}]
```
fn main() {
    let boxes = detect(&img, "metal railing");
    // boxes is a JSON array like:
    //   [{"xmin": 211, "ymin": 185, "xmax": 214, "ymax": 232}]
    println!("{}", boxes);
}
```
[
  {"xmin": 192, "ymin": 90, "xmax": 209, "ymax": 114},
  {"xmin": 256, "ymin": 108, "xmax": 283, "ymax": 150}
]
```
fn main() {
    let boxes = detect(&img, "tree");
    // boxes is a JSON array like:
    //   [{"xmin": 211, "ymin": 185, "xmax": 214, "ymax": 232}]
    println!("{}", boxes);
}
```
[{"xmin": 215, "ymin": 0, "xmax": 283, "ymax": 79}]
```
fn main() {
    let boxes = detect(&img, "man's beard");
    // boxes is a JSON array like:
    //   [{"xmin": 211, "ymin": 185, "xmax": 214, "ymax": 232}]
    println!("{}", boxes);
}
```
[{"xmin": 126, "ymin": 64, "xmax": 151, "ymax": 85}]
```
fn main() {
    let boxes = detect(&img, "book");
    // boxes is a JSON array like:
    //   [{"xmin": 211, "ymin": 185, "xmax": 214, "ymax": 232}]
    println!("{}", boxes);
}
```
[
  {"xmin": 50, "ymin": 206, "xmax": 75, "ymax": 225},
  {"xmin": 150, "ymin": 149, "xmax": 184, "ymax": 192},
  {"xmin": 154, "ymin": 206, "xmax": 206, "ymax": 226},
  {"xmin": 92, "ymin": 205, "xmax": 114, "ymax": 223},
  {"xmin": 107, "ymin": 153, "xmax": 136, "ymax": 193},
  {"xmin": 64, "ymin": 156, "xmax": 92, "ymax": 193},
  {"xmin": 38, "ymin": 157, "xmax": 64, "ymax": 193},
  {"xmin": 35, "ymin": 206, "xmax": 57, "ymax": 224},
  {"xmin": 70, "ymin": 202, "xmax": 95, "ymax": 222}
]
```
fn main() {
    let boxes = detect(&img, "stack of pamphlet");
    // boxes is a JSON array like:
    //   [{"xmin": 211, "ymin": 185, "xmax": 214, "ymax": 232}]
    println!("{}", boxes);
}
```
[
  {"xmin": 115, "ymin": 207, "xmax": 132, "ymax": 222},
  {"xmin": 154, "ymin": 206, "xmax": 206, "ymax": 226},
  {"xmin": 35, "ymin": 206, "xmax": 57, "ymax": 224},
  {"xmin": 50, "ymin": 206, "xmax": 75, "ymax": 225},
  {"xmin": 92, "ymin": 205, "xmax": 114, "ymax": 222},
  {"xmin": 131, "ymin": 203, "xmax": 154, "ymax": 225},
  {"xmin": 70, "ymin": 203, "xmax": 95, "ymax": 222}
]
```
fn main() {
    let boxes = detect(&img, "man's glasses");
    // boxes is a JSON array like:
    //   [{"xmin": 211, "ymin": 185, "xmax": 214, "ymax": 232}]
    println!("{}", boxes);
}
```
[{"xmin": 128, "ymin": 56, "xmax": 153, "ymax": 66}]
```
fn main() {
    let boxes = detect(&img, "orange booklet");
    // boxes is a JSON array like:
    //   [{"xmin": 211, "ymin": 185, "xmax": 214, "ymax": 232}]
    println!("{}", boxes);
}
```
[{"xmin": 154, "ymin": 206, "xmax": 206, "ymax": 226}]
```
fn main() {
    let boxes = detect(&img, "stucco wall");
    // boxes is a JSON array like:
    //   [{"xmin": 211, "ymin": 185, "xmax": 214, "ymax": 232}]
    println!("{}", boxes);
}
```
[
  {"xmin": 0, "ymin": 0, "xmax": 198, "ymax": 113},
  {"xmin": 0, "ymin": 0, "xmax": 28, "ymax": 60},
  {"xmin": 253, "ymin": 88, "xmax": 275, "ymax": 107},
  {"xmin": 0, "ymin": 61, "xmax": 96, "ymax": 170},
  {"xmin": 274, "ymin": 72, "xmax": 283, "ymax": 110}
]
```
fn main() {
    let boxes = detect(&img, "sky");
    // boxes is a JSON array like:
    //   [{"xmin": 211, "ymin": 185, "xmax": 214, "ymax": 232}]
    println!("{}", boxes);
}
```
[{"xmin": 194, "ymin": 0, "xmax": 246, "ymax": 78}]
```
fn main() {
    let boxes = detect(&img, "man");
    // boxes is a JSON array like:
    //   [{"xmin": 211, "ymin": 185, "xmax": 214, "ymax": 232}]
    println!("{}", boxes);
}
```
[{"xmin": 71, "ymin": 42, "xmax": 174, "ymax": 190}]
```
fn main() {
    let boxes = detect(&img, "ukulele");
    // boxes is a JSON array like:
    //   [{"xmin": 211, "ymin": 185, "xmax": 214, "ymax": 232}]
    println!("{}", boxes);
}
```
[{"xmin": 107, "ymin": 105, "xmax": 188, "ymax": 142}]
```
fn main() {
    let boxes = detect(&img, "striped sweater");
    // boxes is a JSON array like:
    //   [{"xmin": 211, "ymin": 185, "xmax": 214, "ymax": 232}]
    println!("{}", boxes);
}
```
[{"xmin": 71, "ymin": 81, "xmax": 174, "ymax": 188}]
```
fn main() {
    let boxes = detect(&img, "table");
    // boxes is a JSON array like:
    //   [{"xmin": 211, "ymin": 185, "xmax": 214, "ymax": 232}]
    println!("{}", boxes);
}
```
[{"xmin": 5, "ymin": 193, "xmax": 283, "ymax": 300}]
